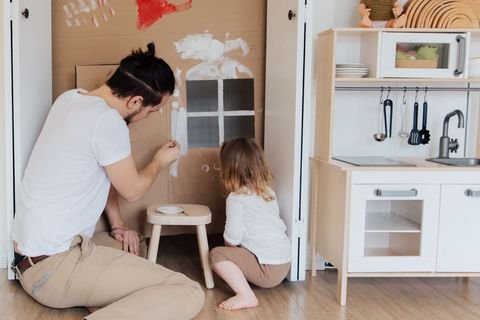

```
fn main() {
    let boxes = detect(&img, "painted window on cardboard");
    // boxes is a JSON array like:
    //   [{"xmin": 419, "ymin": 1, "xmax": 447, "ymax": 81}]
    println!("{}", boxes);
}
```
[{"xmin": 186, "ymin": 79, "xmax": 254, "ymax": 148}]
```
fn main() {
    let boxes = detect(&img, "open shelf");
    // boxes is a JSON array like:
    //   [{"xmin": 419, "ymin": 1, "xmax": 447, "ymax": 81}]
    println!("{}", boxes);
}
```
[
  {"xmin": 365, "ymin": 211, "xmax": 421, "ymax": 233},
  {"xmin": 364, "ymin": 247, "xmax": 404, "ymax": 256}
]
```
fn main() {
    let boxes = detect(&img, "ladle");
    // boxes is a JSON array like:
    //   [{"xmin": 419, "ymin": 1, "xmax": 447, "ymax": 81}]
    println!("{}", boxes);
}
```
[
  {"xmin": 399, "ymin": 88, "xmax": 410, "ymax": 138},
  {"xmin": 373, "ymin": 88, "xmax": 386, "ymax": 142}
]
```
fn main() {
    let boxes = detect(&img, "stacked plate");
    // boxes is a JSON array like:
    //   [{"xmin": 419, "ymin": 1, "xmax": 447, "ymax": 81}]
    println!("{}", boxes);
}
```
[{"xmin": 336, "ymin": 63, "xmax": 368, "ymax": 78}]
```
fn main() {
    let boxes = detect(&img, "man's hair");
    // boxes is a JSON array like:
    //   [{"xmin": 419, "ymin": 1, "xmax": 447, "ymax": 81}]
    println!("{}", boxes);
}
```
[
  {"xmin": 220, "ymin": 137, "xmax": 274, "ymax": 201},
  {"xmin": 106, "ymin": 42, "xmax": 175, "ymax": 107}
]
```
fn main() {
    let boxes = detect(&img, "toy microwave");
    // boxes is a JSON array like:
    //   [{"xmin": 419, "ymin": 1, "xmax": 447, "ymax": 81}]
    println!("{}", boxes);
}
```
[{"xmin": 378, "ymin": 32, "xmax": 469, "ymax": 79}]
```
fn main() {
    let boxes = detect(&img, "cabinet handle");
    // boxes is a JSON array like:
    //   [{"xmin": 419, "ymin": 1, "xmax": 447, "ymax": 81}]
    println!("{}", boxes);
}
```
[
  {"xmin": 464, "ymin": 189, "xmax": 480, "ymax": 197},
  {"xmin": 373, "ymin": 188, "xmax": 418, "ymax": 197},
  {"xmin": 454, "ymin": 35, "xmax": 466, "ymax": 77}
]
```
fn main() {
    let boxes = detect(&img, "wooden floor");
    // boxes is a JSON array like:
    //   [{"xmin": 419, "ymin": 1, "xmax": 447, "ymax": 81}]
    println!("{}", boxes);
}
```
[{"xmin": 2, "ymin": 234, "xmax": 480, "ymax": 320}]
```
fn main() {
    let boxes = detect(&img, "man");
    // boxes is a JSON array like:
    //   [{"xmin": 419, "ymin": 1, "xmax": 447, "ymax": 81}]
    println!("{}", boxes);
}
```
[{"xmin": 12, "ymin": 43, "xmax": 204, "ymax": 319}]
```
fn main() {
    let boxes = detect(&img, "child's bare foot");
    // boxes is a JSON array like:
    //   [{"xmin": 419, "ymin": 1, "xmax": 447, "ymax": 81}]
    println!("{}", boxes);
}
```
[{"xmin": 219, "ymin": 293, "xmax": 258, "ymax": 311}]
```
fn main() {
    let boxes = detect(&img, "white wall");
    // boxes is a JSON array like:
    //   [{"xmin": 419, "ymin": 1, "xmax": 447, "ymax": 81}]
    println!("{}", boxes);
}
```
[{"xmin": 0, "ymin": 2, "xmax": 7, "ymax": 268}]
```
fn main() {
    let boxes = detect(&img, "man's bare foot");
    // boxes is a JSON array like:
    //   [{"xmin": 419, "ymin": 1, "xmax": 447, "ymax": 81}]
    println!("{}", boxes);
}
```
[
  {"xmin": 86, "ymin": 306, "xmax": 102, "ymax": 314},
  {"xmin": 218, "ymin": 293, "xmax": 258, "ymax": 311}
]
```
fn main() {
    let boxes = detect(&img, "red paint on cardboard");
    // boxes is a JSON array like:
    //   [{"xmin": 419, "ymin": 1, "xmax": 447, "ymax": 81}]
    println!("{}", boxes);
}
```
[{"xmin": 136, "ymin": 0, "xmax": 192, "ymax": 29}]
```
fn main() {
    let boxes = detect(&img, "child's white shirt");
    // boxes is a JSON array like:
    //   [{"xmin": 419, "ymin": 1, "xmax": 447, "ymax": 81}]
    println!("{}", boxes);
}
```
[{"xmin": 223, "ymin": 189, "xmax": 291, "ymax": 264}]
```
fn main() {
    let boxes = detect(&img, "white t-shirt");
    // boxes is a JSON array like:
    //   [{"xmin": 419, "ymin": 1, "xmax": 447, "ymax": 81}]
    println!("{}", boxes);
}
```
[
  {"xmin": 13, "ymin": 89, "xmax": 131, "ymax": 256},
  {"xmin": 223, "ymin": 189, "xmax": 291, "ymax": 265}
]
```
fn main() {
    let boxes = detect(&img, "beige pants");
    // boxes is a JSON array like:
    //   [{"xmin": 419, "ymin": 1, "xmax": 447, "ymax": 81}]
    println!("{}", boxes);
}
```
[
  {"xmin": 209, "ymin": 246, "xmax": 291, "ymax": 288},
  {"xmin": 17, "ymin": 235, "xmax": 205, "ymax": 320}
]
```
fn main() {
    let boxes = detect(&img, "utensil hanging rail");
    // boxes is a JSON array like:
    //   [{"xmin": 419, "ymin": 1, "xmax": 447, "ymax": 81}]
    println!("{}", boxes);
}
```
[{"xmin": 335, "ymin": 86, "xmax": 480, "ymax": 92}]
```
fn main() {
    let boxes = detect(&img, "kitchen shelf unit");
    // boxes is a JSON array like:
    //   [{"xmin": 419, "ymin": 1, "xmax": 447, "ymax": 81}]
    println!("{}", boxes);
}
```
[{"xmin": 310, "ymin": 28, "xmax": 480, "ymax": 305}]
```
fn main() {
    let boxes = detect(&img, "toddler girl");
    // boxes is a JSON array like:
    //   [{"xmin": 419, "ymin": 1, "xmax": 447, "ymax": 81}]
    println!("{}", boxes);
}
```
[{"xmin": 209, "ymin": 137, "xmax": 291, "ymax": 311}]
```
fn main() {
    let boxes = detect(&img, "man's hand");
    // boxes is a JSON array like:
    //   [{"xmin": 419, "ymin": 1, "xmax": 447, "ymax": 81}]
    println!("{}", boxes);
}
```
[
  {"xmin": 111, "ymin": 227, "xmax": 140, "ymax": 256},
  {"xmin": 154, "ymin": 140, "xmax": 180, "ymax": 167}
]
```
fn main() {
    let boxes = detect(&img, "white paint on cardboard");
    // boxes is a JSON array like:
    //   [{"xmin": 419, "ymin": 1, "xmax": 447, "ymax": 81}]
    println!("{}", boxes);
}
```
[
  {"xmin": 170, "ymin": 107, "xmax": 188, "ymax": 177},
  {"xmin": 64, "ymin": 0, "xmax": 115, "ymax": 28},
  {"xmin": 175, "ymin": 33, "xmax": 253, "ymax": 80}
]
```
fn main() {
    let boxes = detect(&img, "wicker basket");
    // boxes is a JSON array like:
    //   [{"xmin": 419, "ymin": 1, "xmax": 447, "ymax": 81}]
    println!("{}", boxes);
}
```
[
  {"xmin": 395, "ymin": 59, "xmax": 438, "ymax": 69},
  {"xmin": 361, "ymin": 0, "xmax": 396, "ymax": 21}
]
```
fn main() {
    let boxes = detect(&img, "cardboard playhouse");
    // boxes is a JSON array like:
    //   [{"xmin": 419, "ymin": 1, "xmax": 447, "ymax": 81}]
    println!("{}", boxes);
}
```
[{"xmin": 52, "ymin": 0, "xmax": 266, "ymax": 236}]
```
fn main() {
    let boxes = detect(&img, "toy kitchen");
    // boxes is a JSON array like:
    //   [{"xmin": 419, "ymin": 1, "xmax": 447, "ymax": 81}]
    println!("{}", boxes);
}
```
[{"xmin": 310, "ymin": 28, "xmax": 480, "ymax": 305}]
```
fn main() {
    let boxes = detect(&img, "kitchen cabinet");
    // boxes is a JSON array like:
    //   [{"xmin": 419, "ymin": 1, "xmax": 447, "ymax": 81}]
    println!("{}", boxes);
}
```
[
  {"xmin": 437, "ymin": 184, "xmax": 480, "ymax": 272},
  {"xmin": 349, "ymin": 183, "xmax": 440, "ymax": 273},
  {"xmin": 310, "ymin": 164, "xmax": 480, "ymax": 305},
  {"xmin": 310, "ymin": 28, "xmax": 480, "ymax": 305}
]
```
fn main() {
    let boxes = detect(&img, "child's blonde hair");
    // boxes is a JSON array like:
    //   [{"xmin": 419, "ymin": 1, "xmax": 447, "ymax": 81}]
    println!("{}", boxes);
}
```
[{"xmin": 220, "ymin": 137, "xmax": 274, "ymax": 201}]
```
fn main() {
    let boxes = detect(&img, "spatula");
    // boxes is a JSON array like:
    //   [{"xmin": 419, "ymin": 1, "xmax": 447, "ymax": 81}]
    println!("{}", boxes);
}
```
[
  {"xmin": 419, "ymin": 101, "xmax": 430, "ymax": 144},
  {"xmin": 408, "ymin": 102, "xmax": 420, "ymax": 145}
]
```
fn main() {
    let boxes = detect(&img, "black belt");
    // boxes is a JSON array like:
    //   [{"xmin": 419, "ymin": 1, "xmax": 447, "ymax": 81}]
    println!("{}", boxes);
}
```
[{"xmin": 14, "ymin": 252, "xmax": 50, "ymax": 275}]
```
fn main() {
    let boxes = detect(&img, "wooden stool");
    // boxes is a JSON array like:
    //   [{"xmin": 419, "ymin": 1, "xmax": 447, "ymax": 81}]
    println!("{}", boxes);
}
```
[{"xmin": 146, "ymin": 204, "xmax": 214, "ymax": 289}]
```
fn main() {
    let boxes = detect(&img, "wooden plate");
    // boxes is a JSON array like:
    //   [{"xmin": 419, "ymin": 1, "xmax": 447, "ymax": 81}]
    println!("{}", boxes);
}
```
[
  {"xmin": 463, "ymin": 5, "xmax": 479, "ymax": 27},
  {"xmin": 431, "ymin": 0, "xmax": 457, "ymax": 28},
  {"xmin": 411, "ymin": 0, "xmax": 430, "ymax": 28},
  {"xmin": 428, "ymin": 0, "xmax": 451, "ymax": 28},
  {"xmin": 464, "ymin": 0, "xmax": 480, "ymax": 20},
  {"xmin": 409, "ymin": 0, "xmax": 425, "ymax": 27},
  {"xmin": 405, "ymin": 0, "xmax": 422, "ymax": 28},
  {"xmin": 444, "ymin": 11, "xmax": 467, "ymax": 28},
  {"xmin": 437, "ymin": 3, "xmax": 459, "ymax": 28},
  {"xmin": 419, "ymin": 0, "xmax": 440, "ymax": 28},
  {"xmin": 449, "ymin": 17, "xmax": 470, "ymax": 28},
  {"xmin": 446, "ymin": 6, "xmax": 479, "ymax": 28}
]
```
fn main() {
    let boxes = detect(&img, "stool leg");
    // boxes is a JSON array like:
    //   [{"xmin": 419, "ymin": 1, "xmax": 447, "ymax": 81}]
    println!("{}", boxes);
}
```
[
  {"xmin": 196, "ymin": 225, "xmax": 214, "ymax": 289},
  {"xmin": 147, "ymin": 224, "xmax": 162, "ymax": 263}
]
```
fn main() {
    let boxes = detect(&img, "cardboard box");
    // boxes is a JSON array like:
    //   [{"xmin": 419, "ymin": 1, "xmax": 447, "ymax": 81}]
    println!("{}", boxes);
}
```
[{"xmin": 65, "ymin": 1, "xmax": 266, "ymax": 237}]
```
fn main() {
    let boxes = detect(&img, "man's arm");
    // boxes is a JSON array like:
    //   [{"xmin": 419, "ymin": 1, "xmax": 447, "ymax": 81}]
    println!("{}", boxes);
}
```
[
  {"xmin": 105, "ymin": 140, "xmax": 179, "ymax": 201},
  {"xmin": 104, "ymin": 185, "xmax": 140, "ymax": 255}
]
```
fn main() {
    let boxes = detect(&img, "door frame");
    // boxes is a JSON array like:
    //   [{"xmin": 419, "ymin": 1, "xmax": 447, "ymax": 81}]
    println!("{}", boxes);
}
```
[
  {"xmin": 3, "ymin": 0, "xmax": 52, "ymax": 279},
  {"xmin": 3, "ymin": 0, "xmax": 15, "ymax": 278},
  {"xmin": 264, "ymin": 0, "xmax": 314, "ymax": 281}
]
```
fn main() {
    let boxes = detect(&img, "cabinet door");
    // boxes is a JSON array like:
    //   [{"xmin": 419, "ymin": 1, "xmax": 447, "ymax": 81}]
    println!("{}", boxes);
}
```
[
  {"xmin": 437, "ymin": 185, "xmax": 480, "ymax": 272},
  {"xmin": 349, "ymin": 184, "xmax": 440, "ymax": 273}
]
